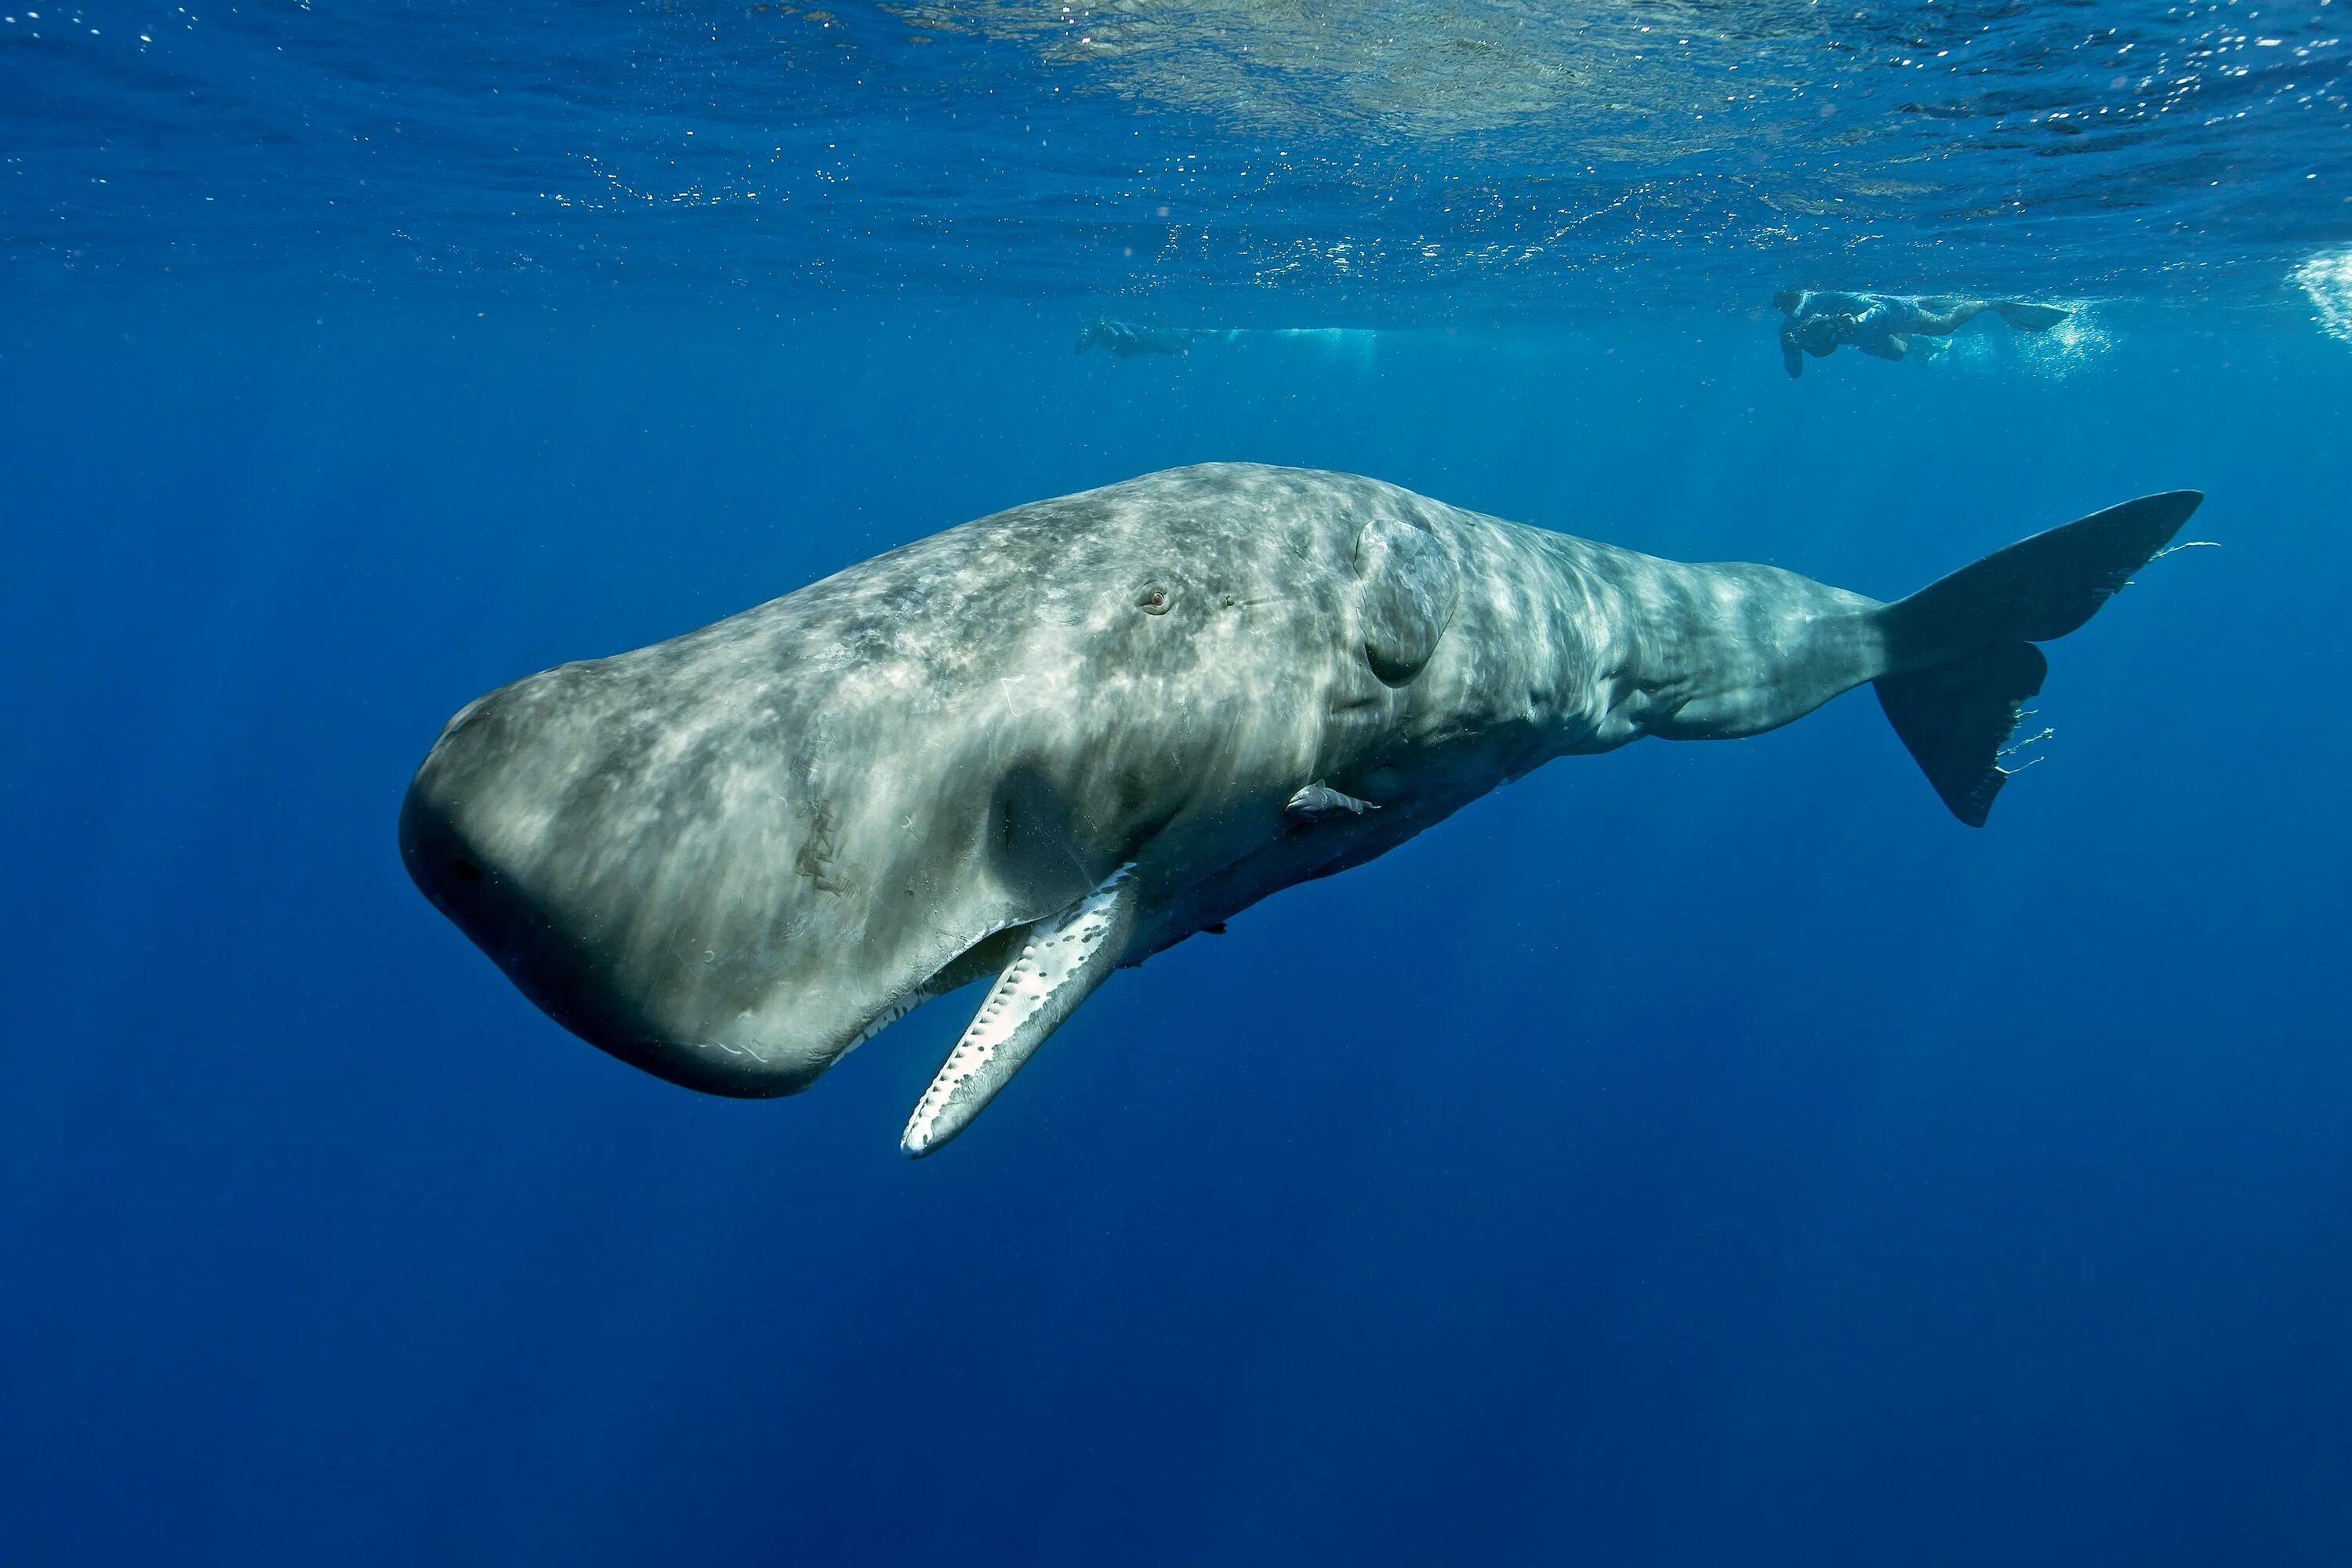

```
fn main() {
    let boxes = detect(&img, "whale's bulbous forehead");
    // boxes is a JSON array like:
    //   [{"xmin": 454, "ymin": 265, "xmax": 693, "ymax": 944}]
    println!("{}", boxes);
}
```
[{"xmin": 399, "ymin": 463, "xmax": 1408, "ymax": 1096}]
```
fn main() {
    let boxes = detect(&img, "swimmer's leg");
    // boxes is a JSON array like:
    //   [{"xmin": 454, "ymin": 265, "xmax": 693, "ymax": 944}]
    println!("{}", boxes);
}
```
[{"xmin": 1911, "ymin": 299, "xmax": 1990, "ymax": 336}]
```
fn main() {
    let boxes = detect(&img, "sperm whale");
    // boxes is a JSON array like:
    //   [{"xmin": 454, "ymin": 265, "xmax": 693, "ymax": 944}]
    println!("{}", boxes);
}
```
[{"xmin": 400, "ymin": 463, "xmax": 2199, "ymax": 1154}]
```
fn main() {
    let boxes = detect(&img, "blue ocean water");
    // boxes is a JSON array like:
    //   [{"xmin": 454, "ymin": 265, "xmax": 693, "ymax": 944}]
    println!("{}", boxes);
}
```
[{"xmin": 5, "ymin": 5, "xmax": 2351, "ymax": 1564}]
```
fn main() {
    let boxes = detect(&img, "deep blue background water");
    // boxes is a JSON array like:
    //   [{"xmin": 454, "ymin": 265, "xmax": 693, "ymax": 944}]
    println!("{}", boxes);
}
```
[
  {"xmin": 2, "ymin": 290, "xmax": 2348, "ymax": 1563},
  {"xmin": 8, "ymin": 0, "xmax": 2352, "ymax": 1559}
]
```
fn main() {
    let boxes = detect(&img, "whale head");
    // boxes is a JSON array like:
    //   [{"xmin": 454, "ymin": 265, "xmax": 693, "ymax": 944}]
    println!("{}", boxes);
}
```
[
  {"xmin": 401, "ymin": 464, "xmax": 1476, "ymax": 1140},
  {"xmin": 399, "ymin": 630, "xmax": 1136, "ymax": 1097},
  {"xmin": 397, "ymin": 466, "xmax": 1396, "ymax": 1101}
]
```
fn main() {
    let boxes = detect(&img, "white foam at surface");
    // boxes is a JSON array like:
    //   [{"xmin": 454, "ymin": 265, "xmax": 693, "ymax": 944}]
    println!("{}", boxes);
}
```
[
  {"xmin": 1927, "ymin": 302, "xmax": 2111, "ymax": 379},
  {"xmin": 2294, "ymin": 245, "xmax": 2352, "ymax": 343}
]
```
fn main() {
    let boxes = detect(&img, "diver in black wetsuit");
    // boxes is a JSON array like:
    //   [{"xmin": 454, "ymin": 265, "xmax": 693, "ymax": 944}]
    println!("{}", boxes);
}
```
[
  {"xmin": 1074, "ymin": 318, "xmax": 1239, "ymax": 357},
  {"xmin": 1774, "ymin": 290, "xmax": 2071, "ymax": 377}
]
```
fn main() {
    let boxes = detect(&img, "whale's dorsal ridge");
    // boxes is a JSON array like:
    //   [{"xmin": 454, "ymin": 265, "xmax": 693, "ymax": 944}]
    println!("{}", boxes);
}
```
[{"xmin": 1353, "ymin": 508, "xmax": 1459, "ymax": 687}]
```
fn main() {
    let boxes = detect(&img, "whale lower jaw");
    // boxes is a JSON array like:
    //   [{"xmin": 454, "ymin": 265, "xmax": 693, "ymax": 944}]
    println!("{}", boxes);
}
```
[
  {"xmin": 649, "ymin": 866, "xmax": 1144, "ymax": 1152},
  {"xmin": 900, "ymin": 866, "xmax": 1141, "ymax": 1158}
]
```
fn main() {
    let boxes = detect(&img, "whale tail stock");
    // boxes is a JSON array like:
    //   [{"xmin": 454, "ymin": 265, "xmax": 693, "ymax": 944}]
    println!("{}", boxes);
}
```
[{"xmin": 1872, "ymin": 490, "xmax": 2203, "ymax": 827}]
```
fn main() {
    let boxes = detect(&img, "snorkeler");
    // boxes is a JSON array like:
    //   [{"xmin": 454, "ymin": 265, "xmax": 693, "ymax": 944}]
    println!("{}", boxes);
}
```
[
  {"xmin": 1073, "ymin": 318, "xmax": 1240, "ymax": 357},
  {"xmin": 1773, "ymin": 290, "xmax": 2071, "ymax": 377}
]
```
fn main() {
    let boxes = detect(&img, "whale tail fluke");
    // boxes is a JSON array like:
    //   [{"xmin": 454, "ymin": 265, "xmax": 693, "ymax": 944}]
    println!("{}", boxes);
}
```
[
  {"xmin": 1874, "ymin": 490, "xmax": 2203, "ymax": 826},
  {"xmin": 1875, "ymin": 644, "xmax": 2049, "ymax": 827}
]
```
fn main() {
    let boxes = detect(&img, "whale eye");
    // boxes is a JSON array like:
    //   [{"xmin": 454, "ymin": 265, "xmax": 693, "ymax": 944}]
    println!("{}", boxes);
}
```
[
  {"xmin": 1136, "ymin": 586, "xmax": 1171, "ymax": 615},
  {"xmin": 449, "ymin": 857, "xmax": 485, "ymax": 883}
]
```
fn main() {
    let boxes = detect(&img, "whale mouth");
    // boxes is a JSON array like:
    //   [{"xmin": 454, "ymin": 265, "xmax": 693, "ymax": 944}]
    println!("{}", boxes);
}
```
[
  {"xmin": 896, "ymin": 863, "xmax": 1143, "ymax": 1157},
  {"xmin": 836, "ymin": 921, "xmax": 1032, "ymax": 1060}
]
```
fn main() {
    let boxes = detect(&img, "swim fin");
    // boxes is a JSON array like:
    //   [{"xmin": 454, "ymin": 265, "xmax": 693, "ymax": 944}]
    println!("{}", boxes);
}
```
[{"xmin": 1991, "ymin": 301, "xmax": 2071, "ymax": 331}]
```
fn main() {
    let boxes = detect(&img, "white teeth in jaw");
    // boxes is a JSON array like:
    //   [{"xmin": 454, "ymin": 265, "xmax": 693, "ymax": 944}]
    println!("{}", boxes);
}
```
[{"xmin": 900, "ymin": 866, "xmax": 1138, "ymax": 1158}]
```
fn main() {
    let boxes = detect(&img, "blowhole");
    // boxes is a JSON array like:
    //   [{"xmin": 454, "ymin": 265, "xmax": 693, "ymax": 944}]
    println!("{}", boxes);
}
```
[{"xmin": 1137, "ymin": 585, "xmax": 1171, "ymax": 615}]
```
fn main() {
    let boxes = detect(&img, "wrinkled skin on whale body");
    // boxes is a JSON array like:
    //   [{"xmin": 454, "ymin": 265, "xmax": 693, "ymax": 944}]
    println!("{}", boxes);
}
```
[{"xmin": 401, "ymin": 462, "xmax": 2190, "ymax": 1153}]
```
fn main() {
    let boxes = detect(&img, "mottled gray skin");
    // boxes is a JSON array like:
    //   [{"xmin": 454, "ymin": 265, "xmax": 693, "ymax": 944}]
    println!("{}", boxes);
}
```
[{"xmin": 401, "ymin": 463, "xmax": 1891, "ymax": 1101}]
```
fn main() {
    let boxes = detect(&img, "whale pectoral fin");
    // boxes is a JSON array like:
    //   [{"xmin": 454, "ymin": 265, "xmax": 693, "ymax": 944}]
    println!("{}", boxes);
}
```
[
  {"xmin": 900, "ymin": 866, "xmax": 1139, "ymax": 1158},
  {"xmin": 1285, "ymin": 782, "xmax": 1377, "ymax": 819}
]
